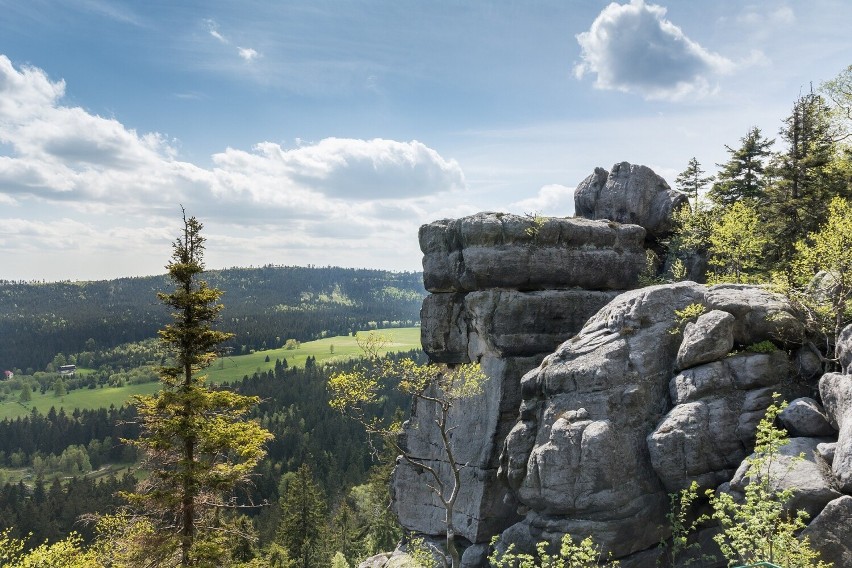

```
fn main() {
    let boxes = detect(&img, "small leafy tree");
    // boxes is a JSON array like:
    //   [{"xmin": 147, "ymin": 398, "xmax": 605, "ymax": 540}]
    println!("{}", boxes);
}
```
[
  {"xmin": 706, "ymin": 396, "xmax": 830, "ymax": 568},
  {"xmin": 787, "ymin": 196, "xmax": 852, "ymax": 365},
  {"xmin": 328, "ymin": 333, "xmax": 488, "ymax": 568},
  {"xmin": 708, "ymin": 201, "xmax": 768, "ymax": 283},
  {"xmin": 488, "ymin": 534, "xmax": 620, "ymax": 568},
  {"xmin": 658, "ymin": 481, "xmax": 713, "ymax": 567},
  {"xmin": 124, "ymin": 212, "xmax": 273, "ymax": 566}
]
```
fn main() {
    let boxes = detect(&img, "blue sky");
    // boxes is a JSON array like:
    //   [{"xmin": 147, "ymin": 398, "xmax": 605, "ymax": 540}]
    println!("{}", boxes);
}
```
[{"xmin": 0, "ymin": 0, "xmax": 849, "ymax": 281}]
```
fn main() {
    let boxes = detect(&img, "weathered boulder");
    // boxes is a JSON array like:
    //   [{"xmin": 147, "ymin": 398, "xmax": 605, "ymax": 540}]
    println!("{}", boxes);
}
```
[
  {"xmin": 704, "ymin": 284, "xmax": 804, "ymax": 346},
  {"xmin": 497, "ymin": 281, "xmax": 803, "ymax": 559},
  {"xmin": 839, "ymin": 323, "xmax": 852, "ymax": 375},
  {"xmin": 573, "ymin": 162, "xmax": 687, "ymax": 238},
  {"xmin": 818, "ymin": 373, "xmax": 852, "ymax": 492},
  {"xmin": 676, "ymin": 310, "xmax": 735, "ymax": 370},
  {"xmin": 817, "ymin": 442, "xmax": 836, "ymax": 465},
  {"xmin": 729, "ymin": 437, "xmax": 841, "ymax": 519},
  {"xmin": 650, "ymin": 355, "xmax": 790, "ymax": 494},
  {"xmin": 419, "ymin": 212, "xmax": 646, "ymax": 293},
  {"xmin": 779, "ymin": 397, "xmax": 836, "ymax": 438},
  {"xmin": 802, "ymin": 495, "xmax": 852, "ymax": 567}
]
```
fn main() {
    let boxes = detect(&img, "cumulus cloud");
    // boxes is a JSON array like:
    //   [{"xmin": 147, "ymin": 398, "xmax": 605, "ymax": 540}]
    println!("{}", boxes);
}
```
[
  {"xmin": 575, "ymin": 0, "xmax": 734, "ymax": 100},
  {"xmin": 0, "ymin": 55, "xmax": 468, "ymax": 277}
]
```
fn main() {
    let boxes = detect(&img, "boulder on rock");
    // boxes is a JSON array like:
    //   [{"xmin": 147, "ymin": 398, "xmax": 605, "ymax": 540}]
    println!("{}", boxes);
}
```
[
  {"xmin": 573, "ymin": 162, "xmax": 687, "ymax": 239},
  {"xmin": 676, "ymin": 309, "xmax": 735, "ymax": 370},
  {"xmin": 838, "ymin": 323, "xmax": 852, "ymax": 375},
  {"xmin": 802, "ymin": 495, "xmax": 852, "ymax": 567},
  {"xmin": 729, "ymin": 436, "xmax": 841, "ymax": 519},
  {"xmin": 779, "ymin": 397, "xmax": 836, "ymax": 438},
  {"xmin": 819, "ymin": 373, "xmax": 852, "ymax": 492}
]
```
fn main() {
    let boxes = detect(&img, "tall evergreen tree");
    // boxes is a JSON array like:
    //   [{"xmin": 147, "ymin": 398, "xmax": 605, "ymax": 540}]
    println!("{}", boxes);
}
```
[
  {"xmin": 675, "ymin": 157, "xmax": 714, "ymax": 212},
  {"xmin": 765, "ymin": 91, "xmax": 846, "ymax": 274},
  {"xmin": 125, "ymin": 212, "xmax": 272, "ymax": 566},
  {"xmin": 278, "ymin": 463, "xmax": 327, "ymax": 568},
  {"xmin": 708, "ymin": 127, "xmax": 774, "ymax": 206}
]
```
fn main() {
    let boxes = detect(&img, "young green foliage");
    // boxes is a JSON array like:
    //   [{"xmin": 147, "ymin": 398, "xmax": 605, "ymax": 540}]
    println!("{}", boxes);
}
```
[
  {"xmin": 706, "ymin": 396, "xmax": 830, "ymax": 568},
  {"xmin": 658, "ymin": 481, "xmax": 712, "ymax": 567},
  {"xmin": 788, "ymin": 196, "xmax": 852, "ymax": 364},
  {"xmin": 328, "ymin": 333, "xmax": 488, "ymax": 568},
  {"xmin": 488, "ymin": 533, "xmax": 620, "ymax": 568},
  {"xmin": 708, "ymin": 201, "xmax": 768, "ymax": 284},
  {"xmin": 124, "ymin": 212, "xmax": 273, "ymax": 566},
  {"xmin": 669, "ymin": 303, "xmax": 706, "ymax": 336}
]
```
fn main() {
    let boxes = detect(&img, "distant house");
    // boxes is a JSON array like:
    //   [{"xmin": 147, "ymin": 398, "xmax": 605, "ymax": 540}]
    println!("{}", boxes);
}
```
[
  {"xmin": 58, "ymin": 364, "xmax": 77, "ymax": 376},
  {"xmin": 2, "ymin": 370, "xmax": 12, "ymax": 380}
]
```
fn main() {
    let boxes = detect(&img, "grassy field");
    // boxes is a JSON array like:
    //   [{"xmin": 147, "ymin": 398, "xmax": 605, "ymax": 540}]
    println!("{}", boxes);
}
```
[{"xmin": 0, "ymin": 327, "xmax": 421, "ymax": 421}]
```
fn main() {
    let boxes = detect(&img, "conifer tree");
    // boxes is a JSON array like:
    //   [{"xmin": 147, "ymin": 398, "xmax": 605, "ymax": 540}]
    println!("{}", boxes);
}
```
[
  {"xmin": 708, "ymin": 127, "xmax": 774, "ymax": 206},
  {"xmin": 764, "ymin": 91, "xmax": 845, "ymax": 274},
  {"xmin": 675, "ymin": 157, "xmax": 714, "ymax": 212},
  {"xmin": 125, "ymin": 212, "xmax": 273, "ymax": 566},
  {"xmin": 278, "ymin": 463, "xmax": 327, "ymax": 568}
]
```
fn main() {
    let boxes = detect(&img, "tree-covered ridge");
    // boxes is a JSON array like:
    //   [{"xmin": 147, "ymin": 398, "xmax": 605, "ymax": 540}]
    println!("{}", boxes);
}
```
[{"xmin": 0, "ymin": 265, "xmax": 425, "ymax": 373}]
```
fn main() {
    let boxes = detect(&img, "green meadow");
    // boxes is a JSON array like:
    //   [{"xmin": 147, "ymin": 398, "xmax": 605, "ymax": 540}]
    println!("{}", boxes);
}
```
[{"xmin": 0, "ymin": 327, "xmax": 421, "ymax": 421}]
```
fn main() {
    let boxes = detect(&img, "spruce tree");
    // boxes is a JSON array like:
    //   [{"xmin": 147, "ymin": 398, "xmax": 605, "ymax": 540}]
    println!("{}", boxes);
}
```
[
  {"xmin": 278, "ymin": 463, "xmax": 327, "ymax": 568},
  {"xmin": 708, "ymin": 126, "xmax": 774, "ymax": 206},
  {"xmin": 125, "ymin": 212, "xmax": 272, "ymax": 566},
  {"xmin": 764, "ymin": 91, "xmax": 845, "ymax": 274},
  {"xmin": 675, "ymin": 157, "xmax": 714, "ymax": 212}
]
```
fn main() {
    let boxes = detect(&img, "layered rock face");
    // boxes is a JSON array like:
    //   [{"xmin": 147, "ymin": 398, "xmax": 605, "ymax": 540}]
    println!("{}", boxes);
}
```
[
  {"xmin": 498, "ymin": 282, "xmax": 806, "ymax": 559},
  {"xmin": 393, "ymin": 213, "xmax": 646, "ymax": 546},
  {"xmin": 395, "ymin": 186, "xmax": 852, "ymax": 566}
]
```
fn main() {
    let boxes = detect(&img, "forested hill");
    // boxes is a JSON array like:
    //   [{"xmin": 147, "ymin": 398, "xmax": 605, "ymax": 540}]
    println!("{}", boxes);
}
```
[{"xmin": 0, "ymin": 266, "xmax": 425, "ymax": 373}]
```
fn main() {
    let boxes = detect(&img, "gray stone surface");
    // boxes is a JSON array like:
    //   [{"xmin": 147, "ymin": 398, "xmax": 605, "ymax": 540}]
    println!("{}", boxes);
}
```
[
  {"xmin": 419, "ymin": 212, "xmax": 646, "ymax": 293},
  {"xmin": 817, "ymin": 442, "xmax": 836, "ymax": 464},
  {"xmin": 495, "ymin": 281, "xmax": 804, "ymax": 559},
  {"xmin": 421, "ymin": 289, "xmax": 620, "ymax": 363},
  {"xmin": 802, "ymin": 495, "xmax": 852, "ymax": 567},
  {"xmin": 779, "ymin": 397, "xmax": 836, "ymax": 437},
  {"xmin": 819, "ymin": 372, "xmax": 852, "ymax": 492},
  {"xmin": 730, "ymin": 437, "xmax": 840, "ymax": 519},
  {"xmin": 402, "ymin": 211, "xmax": 817, "ymax": 565},
  {"xmin": 704, "ymin": 284, "xmax": 804, "ymax": 346},
  {"xmin": 574, "ymin": 162, "xmax": 688, "ymax": 238},
  {"xmin": 676, "ymin": 310, "xmax": 735, "ymax": 370},
  {"xmin": 839, "ymin": 323, "xmax": 852, "ymax": 375},
  {"xmin": 500, "ymin": 282, "xmax": 705, "ymax": 557}
]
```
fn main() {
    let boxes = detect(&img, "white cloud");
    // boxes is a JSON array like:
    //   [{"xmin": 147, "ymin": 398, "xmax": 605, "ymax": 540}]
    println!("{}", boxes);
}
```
[
  {"xmin": 0, "ymin": 55, "xmax": 469, "ymax": 278},
  {"xmin": 204, "ymin": 20, "xmax": 261, "ymax": 63},
  {"xmin": 575, "ymin": 0, "xmax": 734, "ymax": 100},
  {"xmin": 237, "ymin": 47, "xmax": 259, "ymax": 62},
  {"xmin": 510, "ymin": 184, "xmax": 576, "ymax": 216},
  {"xmin": 205, "ymin": 19, "xmax": 227, "ymax": 43}
]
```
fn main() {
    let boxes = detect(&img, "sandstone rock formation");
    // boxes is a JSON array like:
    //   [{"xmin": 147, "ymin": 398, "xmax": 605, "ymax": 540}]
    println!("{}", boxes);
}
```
[
  {"xmin": 394, "ymin": 213, "xmax": 644, "ymax": 547},
  {"xmin": 397, "ymin": 206, "xmax": 851, "ymax": 567},
  {"xmin": 497, "ymin": 281, "xmax": 805, "ymax": 559},
  {"xmin": 574, "ymin": 162, "xmax": 687, "ymax": 239}
]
